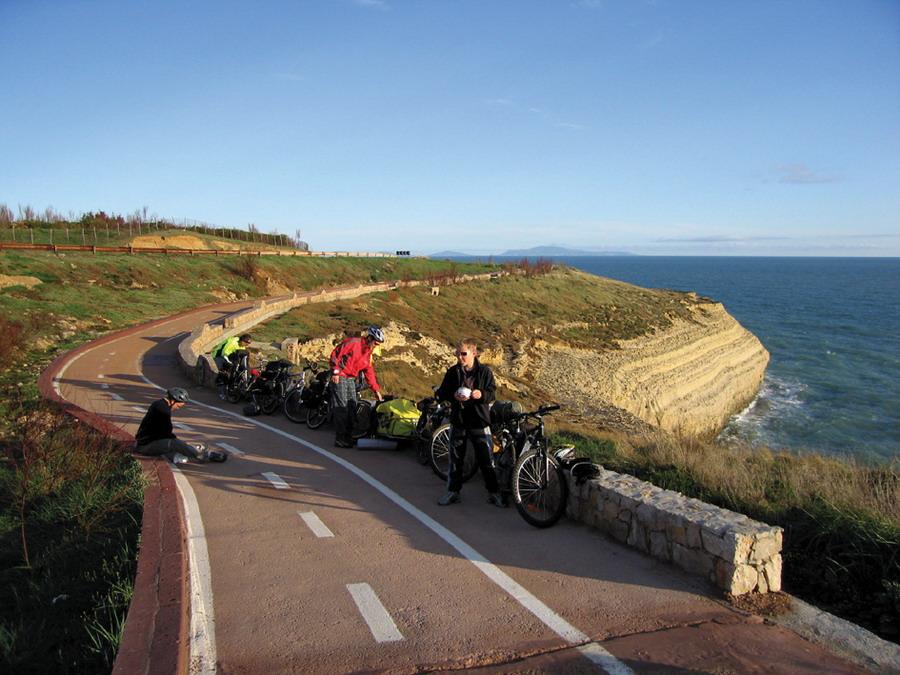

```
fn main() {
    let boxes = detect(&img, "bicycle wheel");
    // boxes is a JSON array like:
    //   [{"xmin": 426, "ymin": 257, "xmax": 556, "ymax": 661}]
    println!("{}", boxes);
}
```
[
  {"xmin": 224, "ymin": 378, "xmax": 243, "ymax": 403},
  {"xmin": 259, "ymin": 391, "xmax": 279, "ymax": 415},
  {"xmin": 283, "ymin": 388, "xmax": 308, "ymax": 423},
  {"xmin": 429, "ymin": 425, "xmax": 479, "ymax": 483},
  {"xmin": 306, "ymin": 399, "xmax": 330, "ymax": 429},
  {"xmin": 512, "ymin": 448, "xmax": 568, "ymax": 528},
  {"xmin": 351, "ymin": 400, "xmax": 374, "ymax": 439}
]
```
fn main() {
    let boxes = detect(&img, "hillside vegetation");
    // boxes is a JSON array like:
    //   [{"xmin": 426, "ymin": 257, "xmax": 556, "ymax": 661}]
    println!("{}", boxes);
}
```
[{"xmin": 0, "ymin": 250, "xmax": 487, "ymax": 672}]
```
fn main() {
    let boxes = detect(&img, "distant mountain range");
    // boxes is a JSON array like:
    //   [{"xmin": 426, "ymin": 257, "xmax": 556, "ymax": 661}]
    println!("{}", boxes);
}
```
[{"xmin": 429, "ymin": 245, "xmax": 636, "ymax": 258}]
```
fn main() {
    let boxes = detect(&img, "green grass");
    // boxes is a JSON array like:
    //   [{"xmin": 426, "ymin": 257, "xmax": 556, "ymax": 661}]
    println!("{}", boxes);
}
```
[
  {"xmin": 0, "ymin": 412, "xmax": 143, "ymax": 673},
  {"xmin": 0, "ymin": 249, "xmax": 493, "ymax": 670},
  {"xmin": 255, "ymin": 267, "xmax": 702, "ymax": 352}
]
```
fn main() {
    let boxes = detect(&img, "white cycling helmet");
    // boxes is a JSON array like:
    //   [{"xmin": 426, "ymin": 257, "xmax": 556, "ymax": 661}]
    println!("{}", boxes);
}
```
[{"xmin": 367, "ymin": 325, "xmax": 385, "ymax": 343}]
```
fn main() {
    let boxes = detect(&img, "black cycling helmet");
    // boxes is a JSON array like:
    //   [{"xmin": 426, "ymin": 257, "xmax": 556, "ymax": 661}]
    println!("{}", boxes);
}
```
[
  {"xmin": 167, "ymin": 387, "xmax": 189, "ymax": 403},
  {"xmin": 366, "ymin": 325, "xmax": 385, "ymax": 343},
  {"xmin": 239, "ymin": 334, "xmax": 252, "ymax": 344}
]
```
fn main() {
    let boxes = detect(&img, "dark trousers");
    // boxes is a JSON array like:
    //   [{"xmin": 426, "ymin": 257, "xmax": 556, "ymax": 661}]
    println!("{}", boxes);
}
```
[
  {"xmin": 447, "ymin": 425, "xmax": 499, "ymax": 494},
  {"xmin": 136, "ymin": 438, "xmax": 207, "ymax": 462},
  {"xmin": 331, "ymin": 376, "xmax": 357, "ymax": 443}
]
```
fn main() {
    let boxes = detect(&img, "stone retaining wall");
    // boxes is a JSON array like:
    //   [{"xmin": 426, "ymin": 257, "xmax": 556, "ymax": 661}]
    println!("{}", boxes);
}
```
[{"xmin": 567, "ymin": 468, "xmax": 782, "ymax": 595}]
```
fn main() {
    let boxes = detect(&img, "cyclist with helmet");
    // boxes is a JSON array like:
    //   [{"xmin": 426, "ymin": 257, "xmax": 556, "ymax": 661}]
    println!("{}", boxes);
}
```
[
  {"xmin": 135, "ymin": 388, "xmax": 227, "ymax": 463},
  {"xmin": 329, "ymin": 325, "xmax": 385, "ymax": 448},
  {"xmin": 212, "ymin": 333, "xmax": 252, "ymax": 373}
]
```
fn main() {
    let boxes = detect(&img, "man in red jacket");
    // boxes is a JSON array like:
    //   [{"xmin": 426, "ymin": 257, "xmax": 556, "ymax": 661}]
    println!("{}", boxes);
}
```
[{"xmin": 329, "ymin": 325, "xmax": 385, "ymax": 447}]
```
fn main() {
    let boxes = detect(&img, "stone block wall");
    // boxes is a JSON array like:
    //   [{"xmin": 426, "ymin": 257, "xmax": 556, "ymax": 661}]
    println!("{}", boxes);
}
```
[{"xmin": 567, "ymin": 468, "xmax": 782, "ymax": 596}]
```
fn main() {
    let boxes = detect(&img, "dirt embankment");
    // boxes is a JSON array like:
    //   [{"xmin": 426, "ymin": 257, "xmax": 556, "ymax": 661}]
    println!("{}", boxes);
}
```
[
  {"xmin": 285, "ymin": 303, "xmax": 768, "ymax": 438},
  {"xmin": 130, "ymin": 234, "xmax": 243, "ymax": 250}
]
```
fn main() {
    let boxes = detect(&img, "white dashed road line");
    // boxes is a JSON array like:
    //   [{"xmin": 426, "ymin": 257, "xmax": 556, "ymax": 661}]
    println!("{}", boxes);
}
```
[
  {"xmin": 108, "ymin": 393, "xmax": 124, "ymax": 400},
  {"xmin": 298, "ymin": 511, "xmax": 334, "ymax": 538},
  {"xmin": 346, "ymin": 583, "xmax": 404, "ymax": 644},
  {"xmin": 261, "ymin": 472, "xmax": 290, "ymax": 490},
  {"xmin": 216, "ymin": 442, "xmax": 245, "ymax": 456},
  {"xmin": 173, "ymin": 422, "xmax": 192, "ymax": 431}
]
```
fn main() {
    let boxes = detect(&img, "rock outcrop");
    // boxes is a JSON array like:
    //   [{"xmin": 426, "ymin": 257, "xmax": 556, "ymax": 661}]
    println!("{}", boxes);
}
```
[{"xmin": 532, "ymin": 301, "xmax": 769, "ymax": 438}]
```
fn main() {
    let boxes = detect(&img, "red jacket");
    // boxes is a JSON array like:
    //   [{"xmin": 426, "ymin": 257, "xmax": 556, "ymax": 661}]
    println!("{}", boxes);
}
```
[{"xmin": 329, "ymin": 337, "xmax": 381, "ymax": 393}]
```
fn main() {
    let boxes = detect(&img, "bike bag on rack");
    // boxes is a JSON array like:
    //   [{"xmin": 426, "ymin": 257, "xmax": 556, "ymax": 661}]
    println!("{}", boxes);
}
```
[
  {"xmin": 490, "ymin": 400, "xmax": 523, "ymax": 426},
  {"xmin": 375, "ymin": 398, "xmax": 421, "ymax": 438}
]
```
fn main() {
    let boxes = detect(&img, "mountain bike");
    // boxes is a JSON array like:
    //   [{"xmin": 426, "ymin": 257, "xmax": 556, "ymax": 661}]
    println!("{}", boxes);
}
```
[
  {"xmin": 219, "ymin": 352, "xmax": 256, "ymax": 403},
  {"xmin": 413, "ymin": 393, "xmax": 450, "ymax": 465},
  {"xmin": 283, "ymin": 361, "xmax": 321, "ymax": 424},
  {"xmin": 506, "ymin": 404, "xmax": 570, "ymax": 528},
  {"xmin": 306, "ymin": 373, "xmax": 372, "ymax": 438},
  {"xmin": 428, "ymin": 399, "xmax": 522, "ymax": 483},
  {"xmin": 248, "ymin": 359, "xmax": 296, "ymax": 415}
]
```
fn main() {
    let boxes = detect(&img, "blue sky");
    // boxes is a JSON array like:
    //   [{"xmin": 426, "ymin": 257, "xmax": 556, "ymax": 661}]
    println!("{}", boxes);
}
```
[{"xmin": 2, "ymin": 0, "xmax": 898, "ymax": 256}]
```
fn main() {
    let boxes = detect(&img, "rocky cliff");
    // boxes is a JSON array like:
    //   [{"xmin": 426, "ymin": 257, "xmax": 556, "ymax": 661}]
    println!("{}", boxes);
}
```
[
  {"xmin": 527, "ymin": 301, "xmax": 769, "ymax": 438},
  {"xmin": 285, "ymin": 298, "xmax": 769, "ymax": 439}
]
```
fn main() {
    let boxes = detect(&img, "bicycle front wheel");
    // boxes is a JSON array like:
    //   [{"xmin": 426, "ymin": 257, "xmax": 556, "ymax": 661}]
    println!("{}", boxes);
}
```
[
  {"xmin": 512, "ymin": 448, "xmax": 568, "ymax": 528},
  {"xmin": 429, "ymin": 425, "xmax": 479, "ymax": 483},
  {"xmin": 306, "ymin": 399, "xmax": 330, "ymax": 429},
  {"xmin": 283, "ymin": 388, "xmax": 308, "ymax": 423},
  {"xmin": 351, "ymin": 400, "xmax": 374, "ymax": 439}
]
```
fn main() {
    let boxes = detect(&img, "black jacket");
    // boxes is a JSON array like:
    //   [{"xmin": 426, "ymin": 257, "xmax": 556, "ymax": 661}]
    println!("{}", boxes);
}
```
[
  {"xmin": 135, "ymin": 399, "xmax": 176, "ymax": 446},
  {"xmin": 436, "ymin": 359, "xmax": 496, "ymax": 429}
]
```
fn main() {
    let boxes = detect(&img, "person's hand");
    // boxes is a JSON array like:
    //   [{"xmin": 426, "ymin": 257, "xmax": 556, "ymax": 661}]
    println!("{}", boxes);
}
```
[
  {"xmin": 471, "ymin": 389, "xmax": 482, "ymax": 400},
  {"xmin": 331, "ymin": 375, "xmax": 340, "ymax": 384},
  {"xmin": 376, "ymin": 392, "xmax": 384, "ymax": 402}
]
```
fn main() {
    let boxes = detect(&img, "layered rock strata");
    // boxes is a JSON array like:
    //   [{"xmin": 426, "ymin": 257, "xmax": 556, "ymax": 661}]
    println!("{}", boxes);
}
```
[{"xmin": 534, "ymin": 301, "xmax": 769, "ymax": 438}]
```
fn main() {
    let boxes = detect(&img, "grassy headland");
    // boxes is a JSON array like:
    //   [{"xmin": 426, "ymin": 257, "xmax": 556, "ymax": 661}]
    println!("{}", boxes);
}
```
[
  {"xmin": 0, "ymin": 247, "xmax": 487, "ymax": 672},
  {"xmin": 252, "ymin": 268, "xmax": 899, "ymax": 642}
]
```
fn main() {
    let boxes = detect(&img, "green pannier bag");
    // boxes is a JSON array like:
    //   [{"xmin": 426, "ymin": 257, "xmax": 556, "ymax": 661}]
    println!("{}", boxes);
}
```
[{"xmin": 375, "ymin": 398, "xmax": 421, "ymax": 438}]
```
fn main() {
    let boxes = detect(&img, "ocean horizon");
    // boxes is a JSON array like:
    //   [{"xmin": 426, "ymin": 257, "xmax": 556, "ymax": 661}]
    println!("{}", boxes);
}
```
[{"xmin": 451, "ymin": 255, "xmax": 899, "ymax": 464}]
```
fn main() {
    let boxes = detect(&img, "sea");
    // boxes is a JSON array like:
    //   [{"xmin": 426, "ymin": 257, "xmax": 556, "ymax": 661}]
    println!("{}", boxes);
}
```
[{"xmin": 460, "ymin": 256, "xmax": 900, "ymax": 464}]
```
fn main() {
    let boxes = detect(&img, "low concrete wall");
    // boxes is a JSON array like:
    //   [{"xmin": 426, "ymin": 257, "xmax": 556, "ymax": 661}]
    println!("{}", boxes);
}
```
[{"xmin": 567, "ymin": 468, "xmax": 782, "ymax": 595}]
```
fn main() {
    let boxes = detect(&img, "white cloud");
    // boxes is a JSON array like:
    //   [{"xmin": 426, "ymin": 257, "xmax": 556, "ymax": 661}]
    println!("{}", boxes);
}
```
[
  {"xmin": 772, "ymin": 163, "xmax": 838, "ymax": 184},
  {"xmin": 353, "ymin": 0, "xmax": 389, "ymax": 9}
]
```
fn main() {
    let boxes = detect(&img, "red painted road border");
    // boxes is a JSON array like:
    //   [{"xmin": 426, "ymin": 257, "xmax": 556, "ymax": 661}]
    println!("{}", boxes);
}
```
[{"xmin": 37, "ymin": 302, "xmax": 246, "ymax": 675}]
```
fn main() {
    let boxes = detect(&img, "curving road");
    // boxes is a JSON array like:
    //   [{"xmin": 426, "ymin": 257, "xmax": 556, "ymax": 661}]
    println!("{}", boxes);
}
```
[{"xmin": 51, "ymin": 302, "xmax": 870, "ymax": 674}]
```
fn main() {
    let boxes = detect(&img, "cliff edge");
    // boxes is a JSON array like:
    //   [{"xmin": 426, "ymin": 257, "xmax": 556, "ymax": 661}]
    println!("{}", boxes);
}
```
[{"xmin": 528, "ymin": 301, "xmax": 769, "ymax": 437}]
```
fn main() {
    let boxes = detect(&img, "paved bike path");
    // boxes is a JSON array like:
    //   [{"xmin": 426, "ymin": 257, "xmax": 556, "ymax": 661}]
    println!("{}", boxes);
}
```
[{"xmin": 53, "ymin": 303, "xmax": 871, "ymax": 674}]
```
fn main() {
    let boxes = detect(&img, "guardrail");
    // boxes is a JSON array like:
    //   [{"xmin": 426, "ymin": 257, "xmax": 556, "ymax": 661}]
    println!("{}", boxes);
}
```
[{"xmin": 0, "ymin": 242, "xmax": 396, "ymax": 257}]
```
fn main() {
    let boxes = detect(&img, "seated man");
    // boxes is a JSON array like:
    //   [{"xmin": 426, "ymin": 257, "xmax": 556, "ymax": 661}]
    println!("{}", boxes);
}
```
[{"xmin": 135, "ymin": 388, "xmax": 227, "ymax": 463}]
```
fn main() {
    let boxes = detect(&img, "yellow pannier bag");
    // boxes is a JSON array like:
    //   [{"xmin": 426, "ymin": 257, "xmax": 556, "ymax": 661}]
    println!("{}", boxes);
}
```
[{"xmin": 375, "ymin": 398, "xmax": 421, "ymax": 438}]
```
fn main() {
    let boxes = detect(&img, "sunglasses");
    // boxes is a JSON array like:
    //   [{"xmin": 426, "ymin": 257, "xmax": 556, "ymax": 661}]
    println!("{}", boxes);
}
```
[{"xmin": 457, "ymin": 351, "xmax": 469, "ymax": 357}]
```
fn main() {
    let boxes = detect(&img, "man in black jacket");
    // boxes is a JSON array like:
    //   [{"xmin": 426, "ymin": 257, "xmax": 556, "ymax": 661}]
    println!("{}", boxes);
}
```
[
  {"xmin": 135, "ymin": 388, "xmax": 226, "ymax": 463},
  {"xmin": 435, "ymin": 339, "xmax": 503, "ymax": 507}
]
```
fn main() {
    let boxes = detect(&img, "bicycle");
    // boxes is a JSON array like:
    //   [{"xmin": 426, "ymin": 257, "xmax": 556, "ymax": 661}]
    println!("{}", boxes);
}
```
[
  {"xmin": 247, "ymin": 359, "xmax": 296, "ymax": 415},
  {"xmin": 412, "ymin": 392, "xmax": 449, "ymax": 465},
  {"xmin": 306, "ymin": 373, "xmax": 372, "ymax": 438},
  {"xmin": 504, "ymin": 404, "xmax": 570, "ymax": 528},
  {"xmin": 283, "ymin": 361, "xmax": 322, "ymax": 424},
  {"xmin": 218, "ymin": 352, "xmax": 257, "ymax": 403},
  {"xmin": 428, "ymin": 399, "xmax": 523, "ymax": 484}
]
